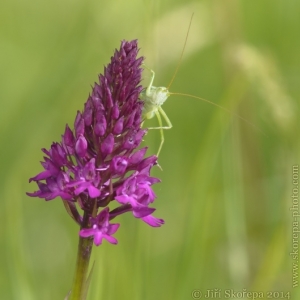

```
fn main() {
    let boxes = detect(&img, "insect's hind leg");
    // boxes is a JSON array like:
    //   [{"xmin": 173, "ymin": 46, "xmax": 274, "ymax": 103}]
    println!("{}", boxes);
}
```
[{"xmin": 148, "ymin": 107, "xmax": 172, "ymax": 157}]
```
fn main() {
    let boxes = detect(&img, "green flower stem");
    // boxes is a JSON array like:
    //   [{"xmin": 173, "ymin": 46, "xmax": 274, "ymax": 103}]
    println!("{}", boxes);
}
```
[{"xmin": 69, "ymin": 213, "xmax": 94, "ymax": 300}]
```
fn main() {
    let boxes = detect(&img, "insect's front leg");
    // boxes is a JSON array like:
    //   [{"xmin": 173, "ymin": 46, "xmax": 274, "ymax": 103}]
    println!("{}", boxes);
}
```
[{"xmin": 142, "ymin": 64, "xmax": 155, "ymax": 96}]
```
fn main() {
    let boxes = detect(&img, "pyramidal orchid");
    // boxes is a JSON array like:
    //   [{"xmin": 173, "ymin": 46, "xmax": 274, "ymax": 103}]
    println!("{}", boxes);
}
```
[{"xmin": 27, "ymin": 40, "xmax": 164, "ymax": 300}]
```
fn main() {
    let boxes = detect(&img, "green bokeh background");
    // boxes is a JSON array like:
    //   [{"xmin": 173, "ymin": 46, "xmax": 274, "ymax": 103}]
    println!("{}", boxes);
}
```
[{"xmin": 1, "ymin": 0, "xmax": 299, "ymax": 299}]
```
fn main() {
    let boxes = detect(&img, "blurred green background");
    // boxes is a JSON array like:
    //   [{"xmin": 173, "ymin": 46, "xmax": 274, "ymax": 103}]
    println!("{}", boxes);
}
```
[{"xmin": 1, "ymin": 0, "xmax": 299, "ymax": 299}]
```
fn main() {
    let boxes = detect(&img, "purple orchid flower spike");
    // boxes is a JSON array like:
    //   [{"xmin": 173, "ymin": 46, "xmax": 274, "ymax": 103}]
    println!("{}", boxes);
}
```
[
  {"xmin": 27, "ymin": 40, "xmax": 166, "ymax": 299},
  {"xmin": 27, "ymin": 40, "xmax": 164, "ymax": 245}
]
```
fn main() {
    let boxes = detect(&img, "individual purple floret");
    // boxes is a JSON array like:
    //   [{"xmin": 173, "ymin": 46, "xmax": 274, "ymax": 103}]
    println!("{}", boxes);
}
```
[
  {"xmin": 27, "ymin": 40, "xmax": 164, "ymax": 246},
  {"xmin": 79, "ymin": 208, "xmax": 120, "ymax": 246}
]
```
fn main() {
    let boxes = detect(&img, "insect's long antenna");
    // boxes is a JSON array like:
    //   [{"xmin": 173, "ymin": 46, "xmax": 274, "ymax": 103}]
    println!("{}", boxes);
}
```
[
  {"xmin": 167, "ymin": 13, "xmax": 194, "ymax": 90},
  {"xmin": 170, "ymin": 92, "xmax": 266, "ymax": 135}
]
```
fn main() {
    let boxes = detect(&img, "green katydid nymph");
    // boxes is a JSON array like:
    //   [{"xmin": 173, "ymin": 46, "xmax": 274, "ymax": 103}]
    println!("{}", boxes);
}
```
[
  {"xmin": 140, "ymin": 66, "xmax": 171, "ymax": 157},
  {"xmin": 139, "ymin": 15, "xmax": 194, "ymax": 157}
]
